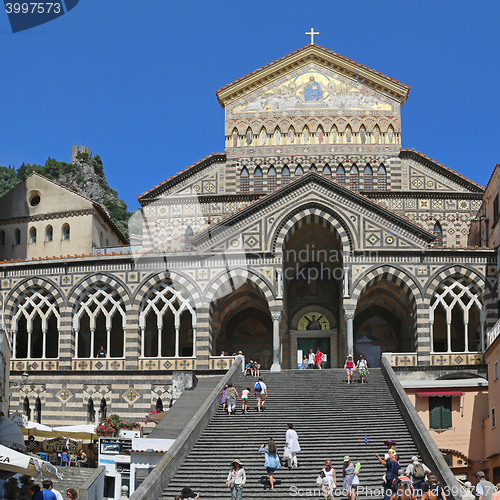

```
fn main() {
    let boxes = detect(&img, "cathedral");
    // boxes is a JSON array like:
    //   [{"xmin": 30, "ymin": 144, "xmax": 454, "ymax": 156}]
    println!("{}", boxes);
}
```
[{"xmin": 1, "ymin": 41, "xmax": 495, "ymax": 425}]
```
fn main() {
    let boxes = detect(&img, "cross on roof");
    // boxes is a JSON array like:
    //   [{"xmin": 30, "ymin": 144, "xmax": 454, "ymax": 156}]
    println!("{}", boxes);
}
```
[{"xmin": 305, "ymin": 28, "xmax": 319, "ymax": 45}]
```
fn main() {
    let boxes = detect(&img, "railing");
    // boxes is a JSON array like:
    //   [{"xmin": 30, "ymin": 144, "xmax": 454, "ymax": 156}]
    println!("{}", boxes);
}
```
[
  {"xmin": 391, "ymin": 352, "xmax": 485, "ymax": 367},
  {"xmin": 487, "ymin": 318, "xmax": 500, "ymax": 348},
  {"xmin": 138, "ymin": 357, "xmax": 195, "ymax": 370}
]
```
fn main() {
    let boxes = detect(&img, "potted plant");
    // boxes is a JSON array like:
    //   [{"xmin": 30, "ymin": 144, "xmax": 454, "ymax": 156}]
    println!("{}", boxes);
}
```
[
  {"xmin": 19, "ymin": 475, "xmax": 34, "ymax": 496},
  {"xmin": 3, "ymin": 477, "xmax": 20, "ymax": 500},
  {"xmin": 120, "ymin": 420, "xmax": 141, "ymax": 430},
  {"xmin": 96, "ymin": 417, "xmax": 117, "ymax": 437}
]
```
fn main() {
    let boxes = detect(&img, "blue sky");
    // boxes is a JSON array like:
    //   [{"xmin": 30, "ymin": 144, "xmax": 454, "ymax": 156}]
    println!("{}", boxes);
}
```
[{"xmin": 0, "ymin": 0, "xmax": 498, "ymax": 210}]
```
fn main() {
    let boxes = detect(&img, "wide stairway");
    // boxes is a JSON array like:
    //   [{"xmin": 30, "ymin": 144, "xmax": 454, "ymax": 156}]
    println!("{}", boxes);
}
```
[
  {"xmin": 163, "ymin": 368, "xmax": 420, "ymax": 500},
  {"xmin": 47, "ymin": 464, "xmax": 95, "ymax": 495}
]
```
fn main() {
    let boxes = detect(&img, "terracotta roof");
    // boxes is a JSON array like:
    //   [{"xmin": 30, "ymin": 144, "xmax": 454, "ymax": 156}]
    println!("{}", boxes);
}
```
[
  {"xmin": 439, "ymin": 448, "xmax": 472, "ymax": 463},
  {"xmin": 400, "ymin": 149, "xmax": 484, "ymax": 191},
  {"xmin": 137, "ymin": 152, "xmax": 225, "ymax": 202},
  {"xmin": 216, "ymin": 44, "xmax": 410, "ymax": 94},
  {"xmin": 481, "ymin": 163, "xmax": 500, "ymax": 195}
]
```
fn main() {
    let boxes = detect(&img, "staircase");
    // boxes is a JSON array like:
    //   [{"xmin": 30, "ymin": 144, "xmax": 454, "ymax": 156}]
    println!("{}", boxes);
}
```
[
  {"xmin": 48, "ymin": 464, "xmax": 95, "ymax": 496},
  {"xmin": 162, "ymin": 368, "xmax": 420, "ymax": 499}
]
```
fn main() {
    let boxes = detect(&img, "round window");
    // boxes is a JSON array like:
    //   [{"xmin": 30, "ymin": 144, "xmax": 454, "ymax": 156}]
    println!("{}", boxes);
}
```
[{"xmin": 29, "ymin": 194, "xmax": 41, "ymax": 207}]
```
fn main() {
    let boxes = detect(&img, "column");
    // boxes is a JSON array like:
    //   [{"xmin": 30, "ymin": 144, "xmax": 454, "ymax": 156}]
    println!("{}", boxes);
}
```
[
  {"xmin": 464, "ymin": 322, "xmax": 469, "ymax": 352},
  {"xmin": 27, "ymin": 330, "xmax": 32, "ymax": 359},
  {"xmin": 12, "ymin": 331, "xmax": 17, "ymax": 358},
  {"xmin": 429, "ymin": 307, "xmax": 434, "ymax": 353},
  {"xmin": 106, "ymin": 328, "xmax": 111, "ymax": 358},
  {"xmin": 140, "ymin": 327, "xmax": 145, "ymax": 357},
  {"xmin": 191, "ymin": 328, "xmax": 197, "ymax": 358},
  {"xmin": 157, "ymin": 327, "xmax": 162, "ymax": 357},
  {"xmin": 41, "ymin": 329, "xmax": 47, "ymax": 359},
  {"xmin": 344, "ymin": 310, "xmax": 355, "ymax": 357},
  {"xmin": 343, "ymin": 267, "xmax": 350, "ymax": 298},
  {"xmin": 446, "ymin": 321, "xmax": 452, "ymax": 353},
  {"xmin": 276, "ymin": 269, "xmax": 283, "ymax": 299},
  {"xmin": 270, "ymin": 311, "xmax": 282, "ymax": 372},
  {"xmin": 90, "ymin": 328, "xmax": 95, "ymax": 359},
  {"xmin": 480, "ymin": 307, "xmax": 486, "ymax": 352},
  {"xmin": 175, "ymin": 326, "xmax": 180, "ymax": 357},
  {"xmin": 74, "ymin": 329, "xmax": 79, "ymax": 358}
]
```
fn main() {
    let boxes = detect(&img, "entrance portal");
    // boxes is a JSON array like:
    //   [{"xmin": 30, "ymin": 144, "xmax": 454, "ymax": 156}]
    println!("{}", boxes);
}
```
[{"xmin": 297, "ymin": 337, "xmax": 331, "ymax": 369}]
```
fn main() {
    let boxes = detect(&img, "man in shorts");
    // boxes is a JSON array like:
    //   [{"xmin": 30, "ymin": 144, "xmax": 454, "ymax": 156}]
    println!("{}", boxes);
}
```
[
  {"xmin": 308, "ymin": 348, "xmax": 315, "ymax": 369},
  {"xmin": 254, "ymin": 377, "xmax": 267, "ymax": 412},
  {"xmin": 356, "ymin": 354, "xmax": 369, "ymax": 383}
]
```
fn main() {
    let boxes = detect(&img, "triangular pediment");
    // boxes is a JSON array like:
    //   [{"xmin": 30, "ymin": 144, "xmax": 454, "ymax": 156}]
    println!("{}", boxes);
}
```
[
  {"xmin": 193, "ymin": 172, "xmax": 434, "ymax": 254},
  {"xmin": 216, "ymin": 45, "xmax": 410, "ymax": 108}
]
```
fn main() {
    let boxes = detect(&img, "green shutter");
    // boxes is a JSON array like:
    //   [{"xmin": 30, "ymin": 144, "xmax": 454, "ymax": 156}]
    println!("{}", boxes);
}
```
[
  {"xmin": 429, "ymin": 398, "xmax": 441, "ymax": 429},
  {"xmin": 441, "ymin": 397, "xmax": 453, "ymax": 429}
]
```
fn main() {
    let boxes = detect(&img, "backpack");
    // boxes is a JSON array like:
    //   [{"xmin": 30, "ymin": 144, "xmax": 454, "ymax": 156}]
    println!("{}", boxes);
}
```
[
  {"xmin": 413, "ymin": 462, "xmax": 425, "ymax": 480},
  {"xmin": 255, "ymin": 382, "xmax": 262, "ymax": 392}
]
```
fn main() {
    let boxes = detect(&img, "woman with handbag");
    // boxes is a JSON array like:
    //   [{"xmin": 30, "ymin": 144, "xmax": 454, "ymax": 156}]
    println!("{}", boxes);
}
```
[
  {"xmin": 259, "ymin": 439, "xmax": 281, "ymax": 490},
  {"xmin": 226, "ymin": 459, "xmax": 246, "ymax": 500}
]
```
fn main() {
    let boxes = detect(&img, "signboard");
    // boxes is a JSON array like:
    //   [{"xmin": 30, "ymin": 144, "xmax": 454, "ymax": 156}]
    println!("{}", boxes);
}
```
[
  {"xmin": 45, "ymin": 437, "xmax": 79, "ymax": 453},
  {"xmin": 100, "ymin": 438, "xmax": 132, "ymax": 456},
  {"xmin": 10, "ymin": 413, "xmax": 28, "ymax": 427}
]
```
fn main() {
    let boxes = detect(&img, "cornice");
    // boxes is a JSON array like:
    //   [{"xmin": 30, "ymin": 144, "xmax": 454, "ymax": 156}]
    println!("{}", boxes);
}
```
[
  {"xmin": 364, "ymin": 191, "xmax": 483, "ymax": 200},
  {"xmin": 0, "ymin": 209, "xmax": 94, "ymax": 226}
]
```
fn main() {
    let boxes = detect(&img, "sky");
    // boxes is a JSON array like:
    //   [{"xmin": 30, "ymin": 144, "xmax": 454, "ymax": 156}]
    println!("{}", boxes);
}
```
[{"xmin": 0, "ymin": 0, "xmax": 499, "ymax": 211}]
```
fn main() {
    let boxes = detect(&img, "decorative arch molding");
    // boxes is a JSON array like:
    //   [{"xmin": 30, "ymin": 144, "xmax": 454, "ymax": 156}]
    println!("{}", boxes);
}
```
[
  {"xmin": 272, "ymin": 203, "xmax": 354, "ymax": 257},
  {"xmin": 203, "ymin": 267, "xmax": 275, "ymax": 305}
]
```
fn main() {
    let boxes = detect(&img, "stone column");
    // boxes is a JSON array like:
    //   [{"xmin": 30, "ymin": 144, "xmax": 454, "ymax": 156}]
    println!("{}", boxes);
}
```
[
  {"xmin": 276, "ymin": 269, "xmax": 283, "ymax": 299},
  {"xmin": 270, "ymin": 310, "xmax": 282, "ymax": 372},
  {"xmin": 344, "ymin": 309, "xmax": 355, "ymax": 357},
  {"xmin": 42, "ymin": 329, "xmax": 47, "ymax": 359}
]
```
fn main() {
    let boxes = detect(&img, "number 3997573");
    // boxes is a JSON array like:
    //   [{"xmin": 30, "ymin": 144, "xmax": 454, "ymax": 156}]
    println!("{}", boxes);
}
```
[{"xmin": 5, "ymin": 3, "xmax": 61, "ymax": 14}]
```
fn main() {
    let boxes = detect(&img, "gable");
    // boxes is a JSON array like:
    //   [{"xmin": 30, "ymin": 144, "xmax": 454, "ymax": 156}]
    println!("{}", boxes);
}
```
[{"xmin": 193, "ymin": 173, "xmax": 434, "ymax": 254}]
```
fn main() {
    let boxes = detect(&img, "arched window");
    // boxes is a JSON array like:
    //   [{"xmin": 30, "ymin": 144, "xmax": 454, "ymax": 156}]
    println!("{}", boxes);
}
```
[
  {"xmin": 0, "ymin": 230, "xmax": 4, "ymax": 246},
  {"xmin": 274, "ymin": 127, "xmax": 281, "ymax": 145},
  {"xmin": 359, "ymin": 125, "xmax": 367, "ymax": 144},
  {"xmin": 350, "ymin": 165, "xmax": 359, "ymax": 191},
  {"xmin": 317, "ymin": 126, "xmax": 325, "ymax": 144},
  {"xmin": 364, "ymin": 164, "xmax": 373, "ymax": 191},
  {"xmin": 99, "ymin": 231, "xmax": 104, "ymax": 247},
  {"xmin": 303, "ymin": 127, "xmax": 310, "ymax": 144},
  {"xmin": 24, "ymin": 396, "xmax": 31, "ymax": 420},
  {"xmin": 46, "ymin": 225, "xmax": 53, "ymax": 242},
  {"xmin": 105, "ymin": 239, "xmax": 109, "ymax": 246},
  {"xmin": 322, "ymin": 165, "xmax": 332, "ymax": 179},
  {"xmin": 267, "ymin": 167, "xmax": 277, "ymax": 191},
  {"xmin": 185, "ymin": 226, "xmax": 194, "ymax": 251},
  {"xmin": 62, "ymin": 224, "xmax": 70, "ymax": 240},
  {"xmin": 156, "ymin": 397, "xmax": 164, "ymax": 412},
  {"xmin": 345, "ymin": 125, "xmax": 353, "ymax": 143},
  {"xmin": 254, "ymin": 167, "xmax": 263, "ymax": 193},
  {"xmin": 245, "ymin": 127, "xmax": 253, "ymax": 145},
  {"xmin": 378, "ymin": 164, "xmax": 387, "ymax": 191},
  {"xmin": 100, "ymin": 398, "xmax": 107, "ymax": 421},
  {"xmin": 88, "ymin": 397, "xmax": 95, "ymax": 423},
  {"xmin": 14, "ymin": 228, "xmax": 21, "ymax": 245},
  {"xmin": 240, "ymin": 167, "xmax": 249, "ymax": 193},
  {"xmin": 29, "ymin": 227, "xmax": 37, "ymax": 244},
  {"xmin": 35, "ymin": 397, "xmax": 42, "ymax": 424},
  {"xmin": 295, "ymin": 165, "xmax": 304, "ymax": 176},
  {"xmin": 387, "ymin": 126, "xmax": 395, "ymax": 144},
  {"xmin": 336, "ymin": 165, "xmax": 345, "ymax": 185},
  {"xmin": 433, "ymin": 222, "xmax": 443, "ymax": 247},
  {"xmin": 281, "ymin": 166, "xmax": 290, "ymax": 185},
  {"xmin": 309, "ymin": 164, "xmax": 317, "ymax": 172},
  {"xmin": 330, "ymin": 125, "xmax": 338, "ymax": 143}
]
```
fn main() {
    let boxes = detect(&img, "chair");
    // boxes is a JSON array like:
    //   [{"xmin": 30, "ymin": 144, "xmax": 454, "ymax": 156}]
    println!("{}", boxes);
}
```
[
  {"xmin": 39, "ymin": 452, "xmax": 49, "ymax": 461},
  {"xmin": 60, "ymin": 452, "xmax": 69, "ymax": 467},
  {"xmin": 70, "ymin": 454, "xmax": 77, "ymax": 467},
  {"xmin": 49, "ymin": 453, "xmax": 57, "ymax": 465}
]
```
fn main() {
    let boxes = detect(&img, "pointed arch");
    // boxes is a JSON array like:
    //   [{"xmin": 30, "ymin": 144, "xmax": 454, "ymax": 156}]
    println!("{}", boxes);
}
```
[
  {"xmin": 387, "ymin": 125, "xmax": 395, "ymax": 144},
  {"xmin": 245, "ymin": 127, "xmax": 253, "ymax": 145},
  {"xmin": 24, "ymin": 396, "xmax": 31, "ymax": 420},
  {"xmin": 303, "ymin": 126, "xmax": 310, "ymax": 144},
  {"xmin": 88, "ymin": 397, "xmax": 95, "ymax": 422},
  {"xmin": 259, "ymin": 127, "xmax": 267, "ymax": 146},
  {"xmin": 309, "ymin": 164, "xmax": 317, "ymax": 172},
  {"xmin": 231, "ymin": 128, "xmax": 239, "ymax": 148},
  {"xmin": 156, "ymin": 397, "xmax": 164, "ymax": 412},
  {"xmin": 364, "ymin": 164, "xmax": 373, "ymax": 191},
  {"xmin": 14, "ymin": 228, "xmax": 21, "ymax": 245},
  {"xmin": 281, "ymin": 166, "xmax": 290, "ymax": 185},
  {"xmin": 267, "ymin": 166, "xmax": 277, "ymax": 191},
  {"xmin": 345, "ymin": 125, "xmax": 353, "ymax": 143},
  {"xmin": 35, "ymin": 397, "xmax": 42, "ymax": 424},
  {"xmin": 350, "ymin": 164, "xmax": 359, "ymax": 191},
  {"xmin": 330, "ymin": 125, "xmax": 338, "ymax": 143},
  {"xmin": 240, "ymin": 167, "xmax": 249, "ymax": 193},
  {"xmin": 433, "ymin": 221, "xmax": 443, "ymax": 247},
  {"xmin": 294, "ymin": 165, "xmax": 303, "ymax": 176},
  {"xmin": 378, "ymin": 164, "xmax": 387, "ymax": 191},
  {"xmin": 336, "ymin": 164, "xmax": 345, "ymax": 185},
  {"xmin": 254, "ymin": 167, "xmax": 263, "ymax": 193},
  {"xmin": 62, "ymin": 223, "xmax": 70, "ymax": 240},
  {"xmin": 317, "ymin": 125, "xmax": 325, "ymax": 144},
  {"xmin": 99, "ymin": 397, "xmax": 107, "ymax": 421},
  {"xmin": 288, "ymin": 127, "xmax": 296, "ymax": 144},
  {"xmin": 373, "ymin": 125, "xmax": 381, "ymax": 144},
  {"xmin": 184, "ymin": 226, "xmax": 194, "ymax": 251},
  {"xmin": 45, "ymin": 225, "xmax": 53, "ymax": 242},
  {"xmin": 359, "ymin": 125, "xmax": 367, "ymax": 144},
  {"xmin": 322, "ymin": 164, "xmax": 332, "ymax": 179},
  {"xmin": 274, "ymin": 127, "xmax": 281, "ymax": 145}
]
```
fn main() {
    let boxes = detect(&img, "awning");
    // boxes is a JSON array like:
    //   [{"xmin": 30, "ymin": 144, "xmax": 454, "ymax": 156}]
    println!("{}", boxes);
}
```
[
  {"xmin": 0, "ymin": 416, "xmax": 26, "ymax": 451},
  {"xmin": 0, "ymin": 444, "xmax": 62, "ymax": 479},
  {"xmin": 416, "ymin": 391, "xmax": 463, "ymax": 397}
]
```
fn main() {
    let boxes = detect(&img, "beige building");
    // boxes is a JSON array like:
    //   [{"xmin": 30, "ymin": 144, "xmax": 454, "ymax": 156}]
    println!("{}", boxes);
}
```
[
  {"xmin": 0, "ymin": 173, "xmax": 128, "ymax": 262},
  {"xmin": 0, "ymin": 328, "xmax": 12, "ymax": 416}
]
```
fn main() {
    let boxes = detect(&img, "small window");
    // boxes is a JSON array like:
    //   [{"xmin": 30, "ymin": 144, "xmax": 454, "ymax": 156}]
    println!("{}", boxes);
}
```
[
  {"xmin": 494, "ymin": 194, "xmax": 499, "ymax": 221},
  {"xmin": 35, "ymin": 397, "xmax": 42, "ymax": 424},
  {"xmin": 156, "ymin": 397, "xmax": 164, "ymax": 412},
  {"xmin": 0, "ymin": 230, "xmax": 5, "ymax": 247},
  {"xmin": 254, "ymin": 167, "xmax": 263, "ymax": 193},
  {"xmin": 185, "ymin": 226, "xmax": 194, "ymax": 251},
  {"xmin": 29, "ymin": 194, "xmax": 41, "ymax": 207},
  {"xmin": 294, "ymin": 165, "xmax": 303, "ymax": 176},
  {"xmin": 267, "ymin": 167, "xmax": 277, "ymax": 191},
  {"xmin": 493, "ymin": 408, "xmax": 496, "ymax": 428},
  {"xmin": 350, "ymin": 165, "xmax": 359, "ymax": 191},
  {"xmin": 281, "ymin": 166, "xmax": 290, "ymax": 185},
  {"xmin": 495, "ymin": 360, "xmax": 498, "ymax": 381},
  {"xmin": 309, "ymin": 164, "xmax": 317, "ymax": 172},
  {"xmin": 46, "ymin": 225, "xmax": 53, "ymax": 242},
  {"xmin": 29, "ymin": 227, "xmax": 37, "ymax": 244},
  {"xmin": 322, "ymin": 165, "xmax": 332, "ymax": 179},
  {"xmin": 99, "ymin": 231, "xmax": 104, "ymax": 247},
  {"xmin": 433, "ymin": 223, "xmax": 443, "ymax": 247},
  {"xmin": 62, "ymin": 224, "xmax": 70, "ymax": 240},
  {"xmin": 336, "ymin": 165, "xmax": 345, "ymax": 185},
  {"xmin": 14, "ymin": 228, "xmax": 21, "ymax": 245},
  {"xmin": 378, "ymin": 164, "xmax": 387, "ymax": 191},
  {"xmin": 240, "ymin": 167, "xmax": 249, "ymax": 193},
  {"xmin": 105, "ymin": 239, "xmax": 109, "ymax": 246},
  {"xmin": 429, "ymin": 396, "xmax": 452, "ymax": 429},
  {"xmin": 364, "ymin": 164, "xmax": 373, "ymax": 191}
]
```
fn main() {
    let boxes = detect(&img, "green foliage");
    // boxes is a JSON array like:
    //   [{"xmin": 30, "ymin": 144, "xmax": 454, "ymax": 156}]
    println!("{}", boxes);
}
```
[
  {"xmin": 0, "ymin": 166, "xmax": 17, "ymax": 198},
  {"xmin": 19, "ymin": 475, "xmax": 34, "ymax": 487},
  {"xmin": 76, "ymin": 151, "xmax": 90, "ymax": 163},
  {"xmin": 3, "ymin": 477, "xmax": 20, "ymax": 500},
  {"xmin": 92, "ymin": 154, "xmax": 104, "ymax": 177}
]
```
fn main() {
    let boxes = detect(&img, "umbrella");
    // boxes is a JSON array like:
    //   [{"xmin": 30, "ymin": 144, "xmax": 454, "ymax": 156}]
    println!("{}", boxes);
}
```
[
  {"xmin": 0, "ymin": 416, "xmax": 26, "ymax": 451},
  {"xmin": 52, "ymin": 424, "xmax": 98, "ymax": 440},
  {"xmin": 19, "ymin": 421, "xmax": 58, "ymax": 439},
  {"xmin": 0, "ymin": 444, "xmax": 62, "ymax": 479}
]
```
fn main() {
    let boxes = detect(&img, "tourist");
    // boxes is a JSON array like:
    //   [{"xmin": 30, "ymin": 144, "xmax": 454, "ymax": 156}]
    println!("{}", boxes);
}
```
[
  {"xmin": 77, "ymin": 449, "xmax": 87, "ymax": 467},
  {"xmin": 302, "ymin": 354, "xmax": 308, "ymax": 369},
  {"xmin": 220, "ymin": 384, "xmax": 228, "ymax": 412},
  {"xmin": 316, "ymin": 348, "xmax": 324, "ymax": 369},
  {"xmin": 95, "ymin": 346, "xmax": 107, "ymax": 358},
  {"xmin": 226, "ymin": 458, "xmax": 246, "ymax": 500},
  {"xmin": 356, "ymin": 354, "xmax": 369, "ymax": 383},
  {"xmin": 254, "ymin": 361, "xmax": 260, "ymax": 377},
  {"xmin": 34, "ymin": 481, "xmax": 56, "ymax": 500},
  {"xmin": 383, "ymin": 440, "xmax": 397, "ymax": 459},
  {"xmin": 225, "ymin": 383, "xmax": 239, "ymax": 416},
  {"xmin": 420, "ymin": 482, "xmax": 433, "ymax": 500},
  {"xmin": 475, "ymin": 472, "xmax": 497, "ymax": 500},
  {"xmin": 241, "ymin": 387, "xmax": 250, "ymax": 414},
  {"xmin": 220, "ymin": 350, "xmax": 226, "ymax": 356},
  {"xmin": 308, "ymin": 348, "xmax": 315, "ymax": 369},
  {"xmin": 376, "ymin": 453, "xmax": 400, "ymax": 500},
  {"xmin": 319, "ymin": 459, "xmax": 337, "ymax": 500},
  {"xmin": 254, "ymin": 377, "xmax": 267, "ymax": 412},
  {"xmin": 66, "ymin": 489, "xmax": 79, "ymax": 500},
  {"xmin": 31, "ymin": 485, "xmax": 41, "ymax": 500},
  {"xmin": 492, "ymin": 484, "xmax": 500, "ymax": 500},
  {"xmin": 405, "ymin": 456, "xmax": 431, "ymax": 492},
  {"xmin": 396, "ymin": 468, "xmax": 415, "ymax": 499},
  {"xmin": 176, "ymin": 486, "xmax": 199, "ymax": 499},
  {"xmin": 285, "ymin": 423, "xmax": 301, "ymax": 468},
  {"xmin": 244, "ymin": 360, "xmax": 253, "ymax": 377},
  {"xmin": 259, "ymin": 439, "xmax": 281, "ymax": 490},
  {"xmin": 344, "ymin": 354, "xmax": 355, "ymax": 383},
  {"xmin": 343, "ymin": 456, "xmax": 356, "ymax": 500},
  {"xmin": 48, "ymin": 480, "xmax": 63, "ymax": 500},
  {"xmin": 352, "ymin": 462, "xmax": 361, "ymax": 500},
  {"xmin": 428, "ymin": 476, "xmax": 447, "ymax": 500}
]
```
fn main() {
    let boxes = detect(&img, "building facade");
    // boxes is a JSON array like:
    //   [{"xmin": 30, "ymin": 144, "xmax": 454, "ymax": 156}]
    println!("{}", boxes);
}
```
[{"xmin": 1, "ymin": 44, "xmax": 496, "ymax": 426}]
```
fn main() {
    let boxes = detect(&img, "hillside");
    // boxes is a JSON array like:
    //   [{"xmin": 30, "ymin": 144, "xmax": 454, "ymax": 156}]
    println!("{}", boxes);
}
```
[{"xmin": 0, "ymin": 152, "xmax": 137, "ymax": 239}]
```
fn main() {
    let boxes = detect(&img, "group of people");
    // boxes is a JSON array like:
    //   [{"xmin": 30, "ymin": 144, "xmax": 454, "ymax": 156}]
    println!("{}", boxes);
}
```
[
  {"xmin": 344, "ymin": 354, "xmax": 370, "ymax": 383},
  {"xmin": 302, "ymin": 348, "xmax": 325, "ymax": 369},
  {"xmin": 220, "ymin": 378, "xmax": 268, "ymax": 415},
  {"xmin": 29, "ymin": 480, "xmax": 78, "ymax": 500},
  {"xmin": 244, "ymin": 360, "xmax": 261, "ymax": 377}
]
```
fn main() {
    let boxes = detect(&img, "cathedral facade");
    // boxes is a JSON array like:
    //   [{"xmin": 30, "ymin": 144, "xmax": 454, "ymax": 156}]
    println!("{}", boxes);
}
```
[{"xmin": 1, "ymin": 44, "xmax": 495, "ymax": 425}]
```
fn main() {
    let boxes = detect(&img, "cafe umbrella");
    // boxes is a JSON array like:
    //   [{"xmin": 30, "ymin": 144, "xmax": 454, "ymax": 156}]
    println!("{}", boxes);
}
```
[{"xmin": 0, "ymin": 444, "xmax": 62, "ymax": 478}]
